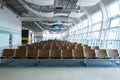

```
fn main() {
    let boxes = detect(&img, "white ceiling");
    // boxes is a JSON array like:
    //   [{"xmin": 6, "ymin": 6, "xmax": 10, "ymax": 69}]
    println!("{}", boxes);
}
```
[
  {"xmin": 76, "ymin": 0, "xmax": 101, "ymax": 6},
  {"xmin": 24, "ymin": 0, "xmax": 54, "ymax": 6},
  {"xmin": 1, "ymin": 0, "xmax": 115, "ymax": 32},
  {"xmin": 69, "ymin": 11, "xmax": 85, "ymax": 18}
]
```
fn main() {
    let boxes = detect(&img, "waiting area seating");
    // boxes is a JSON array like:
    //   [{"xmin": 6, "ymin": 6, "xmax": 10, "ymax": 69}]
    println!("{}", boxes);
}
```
[{"xmin": 0, "ymin": 40, "xmax": 120, "ymax": 66}]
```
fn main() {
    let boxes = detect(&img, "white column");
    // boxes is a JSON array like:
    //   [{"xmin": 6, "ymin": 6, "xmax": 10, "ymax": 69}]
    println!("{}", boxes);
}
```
[{"xmin": 99, "ymin": 1, "xmax": 108, "ymax": 48}]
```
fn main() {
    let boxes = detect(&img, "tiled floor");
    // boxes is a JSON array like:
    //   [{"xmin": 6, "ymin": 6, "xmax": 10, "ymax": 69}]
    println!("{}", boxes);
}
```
[{"xmin": 0, "ymin": 68, "xmax": 120, "ymax": 80}]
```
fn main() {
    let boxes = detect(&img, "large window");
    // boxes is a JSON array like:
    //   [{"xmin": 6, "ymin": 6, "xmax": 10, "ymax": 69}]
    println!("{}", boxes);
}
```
[
  {"xmin": 64, "ymin": 1, "xmax": 120, "ymax": 52},
  {"xmin": 82, "ymin": 19, "xmax": 89, "ymax": 28},
  {"xmin": 43, "ymin": 30, "xmax": 61, "ymax": 40},
  {"xmin": 107, "ymin": 1, "xmax": 120, "ymax": 18},
  {"xmin": 91, "ymin": 23, "xmax": 101, "ymax": 31},
  {"xmin": 89, "ymin": 11, "xmax": 102, "ymax": 46},
  {"xmin": 105, "ymin": 28, "xmax": 120, "ymax": 49},
  {"xmin": 110, "ymin": 18, "xmax": 120, "ymax": 27},
  {"xmin": 66, "ymin": 19, "xmax": 89, "ymax": 43},
  {"xmin": 80, "ymin": 19, "xmax": 89, "ymax": 44},
  {"xmin": 92, "ymin": 11, "xmax": 102, "ymax": 24},
  {"xmin": 105, "ymin": 1, "xmax": 120, "ymax": 52}
]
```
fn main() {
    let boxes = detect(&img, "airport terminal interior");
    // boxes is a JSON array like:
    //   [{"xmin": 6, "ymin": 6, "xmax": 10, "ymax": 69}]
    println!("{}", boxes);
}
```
[{"xmin": 0, "ymin": 0, "xmax": 120, "ymax": 80}]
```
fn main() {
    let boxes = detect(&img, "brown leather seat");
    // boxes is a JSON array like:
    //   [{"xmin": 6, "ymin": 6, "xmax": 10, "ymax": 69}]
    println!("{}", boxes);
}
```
[
  {"xmin": 74, "ymin": 49, "xmax": 84, "ymax": 58},
  {"xmin": 75, "ymin": 43, "xmax": 82, "ymax": 49},
  {"xmin": 15, "ymin": 49, "xmax": 26, "ymax": 58},
  {"xmin": 50, "ymin": 49, "xmax": 61, "ymax": 59},
  {"xmin": 27, "ymin": 49, "xmax": 38, "ymax": 58},
  {"xmin": 62, "ymin": 49, "xmax": 73, "ymax": 59},
  {"xmin": 107, "ymin": 49, "xmax": 119, "ymax": 58},
  {"xmin": 95, "ymin": 49, "xmax": 107, "ymax": 58},
  {"xmin": 91, "ymin": 46, "xmax": 99, "ymax": 50},
  {"xmin": 84, "ymin": 48, "xmax": 95, "ymax": 58},
  {"xmin": 2, "ymin": 49, "xmax": 15, "ymax": 58},
  {"xmin": 38, "ymin": 49, "xmax": 49, "ymax": 59}
]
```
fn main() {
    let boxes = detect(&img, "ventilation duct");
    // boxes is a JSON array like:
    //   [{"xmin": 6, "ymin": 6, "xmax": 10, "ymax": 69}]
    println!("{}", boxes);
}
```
[{"xmin": 24, "ymin": 4, "xmax": 54, "ymax": 17}]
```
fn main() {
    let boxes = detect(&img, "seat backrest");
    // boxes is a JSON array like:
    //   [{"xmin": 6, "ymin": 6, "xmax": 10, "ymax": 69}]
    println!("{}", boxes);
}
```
[
  {"xmin": 38, "ymin": 49, "xmax": 49, "ymax": 58},
  {"xmin": 62, "ymin": 49, "xmax": 73, "ymax": 58},
  {"xmin": 2, "ymin": 49, "xmax": 15, "ymax": 57},
  {"xmin": 27, "ymin": 49, "xmax": 38, "ymax": 57},
  {"xmin": 27, "ymin": 45, "xmax": 35, "ymax": 50},
  {"xmin": 84, "ymin": 49, "xmax": 95, "ymax": 58},
  {"xmin": 18, "ymin": 46, "xmax": 26, "ymax": 51},
  {"xmin": 95, "ymin": 49, "xmax": 107, "ymax": 58},
  {"xmin": 91, "ymin": 46, "xmax": 99, "ymax": 50},
  {"xmin": 67, "ymin": 46, "xmax": 75, "ymax": 49},
  {"xmin": 74, "ymin": 49, "xmax": 84, "ymax": 58},
  {"xmin": 75, "ymin": 46, "xmax": 83, "ymax": 49},
  {"xmin": 107, "ymin": 49, "xmax": 119, "ymax": 57},
  {"xmin": 75, "ymin": 44, "xmax": 82, "ymax": 49},
  {"xmin": 82, "ymin": 44, "xmax": 88, "ymax": 47},
  {"xmin": 83, "ymin": 45, "xmax": 91, "ymax": 50},
  {"xmin": 60, "ymin": 46, "xmax": 67, "ymax": 49},
  {"xmin": 50, "ymin": 49, "xmax": 61, "ymax": 58},
  {"xmin": 43, "ymin": 45, "xmax": 50, "ymax": 49},
  {"xmin": 15, "ymin": 49, "xmax": 26, "ymax": 57},
  {"xmin": 51, "ymin": 46, "xmax": 60, "ymax": 49},
  {"xmin": 35, "ymin": 45, "xmax": 43, "ymax": 50}
]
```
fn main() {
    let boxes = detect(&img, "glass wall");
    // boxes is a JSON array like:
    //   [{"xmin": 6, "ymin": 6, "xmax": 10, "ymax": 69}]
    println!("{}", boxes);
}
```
[
  {"xmin": 88, "ymin": 11, "xmax": 102, "ymax": 46},
  {"xmin": 65, "ymin": 0, "xmax": 120, "ymax": 52},
  {"xmin": 43, "ymin": 30, "xmax": 61, "ymax": 40},
  {"xmin": 66, "ymin": 19, "xmax": 89, "ymax": 43},
  {"xmin": 107, "ymin": 1, "xmax": 120, "ymax": 18},
  {"xmin": 105, "ymin": 1, "xmax": 120, "ymax": 52}
]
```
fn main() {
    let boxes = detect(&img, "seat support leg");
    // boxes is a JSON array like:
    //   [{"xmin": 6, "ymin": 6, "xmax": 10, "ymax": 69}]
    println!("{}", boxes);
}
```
[
  {"xmin": 80, "ymin": 59, "xmax": 87, "ymax": 67},
  {"xmin": 110, "ymin": 60, "xmax": 120, "ymax": 66}
]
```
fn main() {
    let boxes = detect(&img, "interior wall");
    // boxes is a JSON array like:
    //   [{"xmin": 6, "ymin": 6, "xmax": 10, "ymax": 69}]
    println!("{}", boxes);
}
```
[{"xmin": 0, "ymin": 4, "xmax": 22, "ymax": 47}]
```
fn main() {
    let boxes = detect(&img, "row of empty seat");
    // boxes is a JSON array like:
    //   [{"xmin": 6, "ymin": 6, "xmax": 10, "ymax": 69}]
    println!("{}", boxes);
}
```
[
  {"xmin": 2, "ymin": 48, "xmax": 119, "ymax": 59},
  {"xmin": 1, "ymin": 40, "xmax": 119, "ymax": 60}
]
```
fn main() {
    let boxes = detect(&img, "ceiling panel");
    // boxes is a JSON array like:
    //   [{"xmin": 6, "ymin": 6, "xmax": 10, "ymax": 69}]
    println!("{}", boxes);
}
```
[{"xmin": 1, "ymin": 0, "xmax": 116, "ymax": 33}]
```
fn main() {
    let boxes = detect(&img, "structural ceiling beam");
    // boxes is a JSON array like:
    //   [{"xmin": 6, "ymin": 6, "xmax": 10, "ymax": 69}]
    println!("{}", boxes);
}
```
[{"xmin": 20, "ymin": 17, "xmax": 73, "ymax": 22}]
